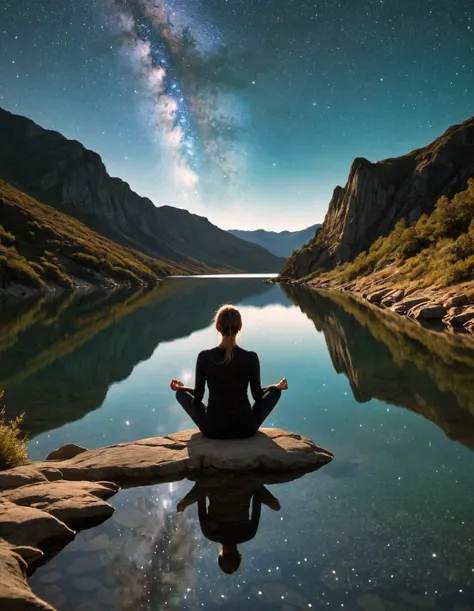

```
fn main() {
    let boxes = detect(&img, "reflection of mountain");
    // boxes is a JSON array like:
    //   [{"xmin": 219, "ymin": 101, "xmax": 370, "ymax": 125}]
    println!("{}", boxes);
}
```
[
  {"xmin": 284, "ymin": 286, "xmax": 474, "ymax": 450},
  {"xmin": 1, "ymin": 279, "xmax": 272, "ymax": 436},
  {"xmin": 238, "ymin": 283, "xmax": 293, "ymax": 308}
]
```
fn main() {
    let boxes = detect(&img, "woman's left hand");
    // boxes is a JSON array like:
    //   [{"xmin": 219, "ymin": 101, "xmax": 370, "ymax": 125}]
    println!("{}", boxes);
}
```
[
  {"xmin": 170, "ymin": 379, "xmax": 184, "ymax": 391},
  {"xmin": 276, "ymin": 378, "xmax": 288, "ymax": 391}
]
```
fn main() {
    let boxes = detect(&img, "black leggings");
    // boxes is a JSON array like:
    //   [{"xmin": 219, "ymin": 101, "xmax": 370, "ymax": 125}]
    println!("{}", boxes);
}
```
[{"xmin": 176, "ymin": 388, "xmax": 281, "ymax": 439}]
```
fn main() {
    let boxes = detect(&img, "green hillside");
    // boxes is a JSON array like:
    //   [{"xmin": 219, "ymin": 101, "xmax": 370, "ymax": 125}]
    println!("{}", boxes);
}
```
[{"xmin": 0, "ymin": 179, "xmax": 194, "ymax": 292}]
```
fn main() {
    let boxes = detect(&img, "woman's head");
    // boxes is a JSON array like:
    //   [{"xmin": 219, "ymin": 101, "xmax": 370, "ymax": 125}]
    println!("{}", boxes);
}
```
[
  {"xmin": 215, "ymin": 304, "xmax": 242, "ymax": 337},
  {"xmin": 214, "ymin": 305, "xmax": 242, "ymax": 363},
  {"xmin": 218, "ymin": 545, "xmax": 242, "ymax": 574}
]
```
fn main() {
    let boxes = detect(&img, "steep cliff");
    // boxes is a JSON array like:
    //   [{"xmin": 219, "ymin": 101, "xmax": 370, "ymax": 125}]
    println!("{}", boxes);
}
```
[
  {"xmin": 0, "ymin": 108, "xmax": 284, "ymax": 273},
  {"xmin": 281, "ymin": 116, "xmax": 474, "ymax": 278},
  {"xmin": 229, "ymin": 224, "xmax": 321, "ymax": 257}
]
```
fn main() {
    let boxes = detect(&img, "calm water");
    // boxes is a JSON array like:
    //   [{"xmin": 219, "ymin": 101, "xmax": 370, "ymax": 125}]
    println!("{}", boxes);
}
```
[{"xmin": 2, "ymin": 277, "xmax": 474, "ymax": 610}]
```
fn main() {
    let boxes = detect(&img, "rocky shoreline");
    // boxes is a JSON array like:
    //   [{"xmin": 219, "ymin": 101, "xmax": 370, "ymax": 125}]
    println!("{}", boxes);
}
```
[
  {"xmin": 0, "ymin": 429, "xmax": 333, "ymax": 610},
  {"xmin": 272, "ymin": 276, "xmax": 474, "ymax": 335}
]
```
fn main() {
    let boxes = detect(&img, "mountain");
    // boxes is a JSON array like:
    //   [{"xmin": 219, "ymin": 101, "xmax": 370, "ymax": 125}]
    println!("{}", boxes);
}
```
[
  {"xmin": 0, "ymin": 107, "xmax": 284, "ymax": 273},
  {"xmin": 228, "ymin": 224, "xmax": 321, "ymax": 257},
  {"xmin": 0, "ymin": 179, "xmax": 197, "ymax": 294},
  {"xmin": 281, "ymin": 116, "xmax": 474, "ymax": 279}
]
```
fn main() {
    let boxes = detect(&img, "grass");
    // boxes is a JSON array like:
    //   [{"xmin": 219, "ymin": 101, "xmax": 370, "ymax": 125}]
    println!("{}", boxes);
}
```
[
  {"xmin": 0, "ymin": 179, "xmax": 191, "ymax": 292},
  {"xmin": 321, "ymin": 179, "xmax": 474, "ymax": 288},
  {"xmin": 0, "ymin": 391, "xmax": 28, "ymax": 470}
]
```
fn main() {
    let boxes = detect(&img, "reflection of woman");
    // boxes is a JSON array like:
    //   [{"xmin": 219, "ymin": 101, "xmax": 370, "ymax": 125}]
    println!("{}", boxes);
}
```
[
  {"xmin": 170, "ymin": 304, "xmax": 288, "ymax": 439},
  {"xmin": 177, "ymin": 481, "xmax": 280, "ymax": 574}
]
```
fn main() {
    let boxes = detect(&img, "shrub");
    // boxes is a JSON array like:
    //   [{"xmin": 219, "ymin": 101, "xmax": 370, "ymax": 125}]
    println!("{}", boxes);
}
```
[
  {"xmin": 71, "ymin": 252, "xmax": 100, "ymax": 266},
  {"xmin": 0, "ymin": 392, "xmax": 28, "ymax": 471},
  {"xmin": 0, "ymin": 223, "xmax": 14, "ymax": 244},
  {"xmin": 41, "ymin": 260, "xmax": 75, "ymax": 289},
  {"xmin": 5, "ymin": 258, "xmax": 44, "ymax": 287}
]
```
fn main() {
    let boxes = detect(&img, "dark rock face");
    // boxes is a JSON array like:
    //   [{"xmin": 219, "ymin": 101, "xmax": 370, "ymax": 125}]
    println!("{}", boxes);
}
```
[
  {"xmin": 281, "ymin": 116, "xmax": 474, "ymax": 278},
  {"xmin": 0, "ymin": 108, "xmax": 284, "ymax": 273}
]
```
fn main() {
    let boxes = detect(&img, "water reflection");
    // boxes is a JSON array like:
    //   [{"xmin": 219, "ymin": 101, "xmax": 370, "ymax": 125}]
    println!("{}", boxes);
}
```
[
  {"xmin": 30, "ymin": 471, "xmax": 312, "ymax": 610},
  {"xmin": 284, "ymin": 285, "xmax": 474, "ymax": 451},
  {"xmin": 0, "ymin": 278, "xmax": 275, "ymax": 436},
  {"xmin": 177, "ymin": 474, "xmax": 284, "ymax": 575}
]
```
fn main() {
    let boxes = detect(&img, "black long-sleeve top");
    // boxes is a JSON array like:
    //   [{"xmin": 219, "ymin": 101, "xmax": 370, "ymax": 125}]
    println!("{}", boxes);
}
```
[{"xmin": 192, "ymin": 346, "xmax": 264, "ymax": 438}]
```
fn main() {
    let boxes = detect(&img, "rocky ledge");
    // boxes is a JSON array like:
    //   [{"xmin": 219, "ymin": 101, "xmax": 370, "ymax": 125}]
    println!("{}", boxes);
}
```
[
  {"xmin": 0, "ymin": 428, "xmax": 333, "ymax": 610},
  {"xmin": 277, "ymin": 275, "xmax": 474, "ymax": 335}
]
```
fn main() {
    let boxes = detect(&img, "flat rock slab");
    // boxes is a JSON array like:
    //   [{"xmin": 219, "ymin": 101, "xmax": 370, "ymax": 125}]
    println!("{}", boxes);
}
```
[
  {"xmin": 34, "ymin": 428, "xmax": 334, "ymax": 487},
  {"xmin": 0, "ymin": 501, "xmax": 75, "ymax": 550},
  {"xmin": 43, "ymin": 429, "xmax": 334, "ymax": 486},
  {"xmin": 1, "ymin": 481, "xmax": 119, "ymax": 526},
  {"xmin": 0, "ymin": 466, "xmax": 63, "ymax": 491}
]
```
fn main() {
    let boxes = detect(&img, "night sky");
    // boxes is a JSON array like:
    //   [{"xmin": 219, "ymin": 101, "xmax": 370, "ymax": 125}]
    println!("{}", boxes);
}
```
[{"xmin": 1, "ymin": 0, "xmax": 473, "ymax": 230}]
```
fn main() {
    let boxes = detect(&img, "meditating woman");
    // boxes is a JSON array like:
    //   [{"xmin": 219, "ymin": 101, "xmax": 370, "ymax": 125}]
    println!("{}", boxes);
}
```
[{"xmin": 170, "ymin": 304, "xmax": 288, "ymax": 439}]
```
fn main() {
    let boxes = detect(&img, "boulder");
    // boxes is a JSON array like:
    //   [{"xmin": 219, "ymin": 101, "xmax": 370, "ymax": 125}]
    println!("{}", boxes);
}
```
[
  {"xmin": 391, "ymin": 297, "xmax": 429, "ymax": 314},
  {"xmin": 46, "ymin": 444, "xmax": 88, "ymax": 461},
  {"xmin": 448, "ymin": 306, "xmax": 474, "ymax": 326},
  {"xmin": 366, "ymin": 288, "xmax": 392, "ymax": 304},
  {"xmin": 380, "ymin": 289, "xmax": 405, "ymax": 306},
  {"xmin": 413, "ymin": 304, "xmax": 447, "ymax": 320},
  {"xmin": 0, "ymin": 466, "xmax": 63, "ymax": 491},
  {"xmin": 444, "ymin": 294, "xmax": 469, "ymax": 308},
  {"xmin": 1, "ymin": 481, "xmax": 119, "ymax": 527},
  {"xmin": 0, "ymin": 500, "xmax": 75, "ymax": 549},
  {"xmin": 28, "ymin": 429, "xmax": 334, "ymax": 486},
  {"xmin": 0, "ymin": 539, "xmax": 54, "ymax": 611}
]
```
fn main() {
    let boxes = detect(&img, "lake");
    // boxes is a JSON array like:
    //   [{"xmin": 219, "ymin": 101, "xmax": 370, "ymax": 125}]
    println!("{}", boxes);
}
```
[{"xmin": 1, "ymin": 276, "xmax": 474, "ymax": 611}]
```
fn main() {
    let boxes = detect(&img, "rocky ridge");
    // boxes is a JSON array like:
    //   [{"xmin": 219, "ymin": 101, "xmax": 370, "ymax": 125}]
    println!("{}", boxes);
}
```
[
  {"xmin": 281, "ymin": 116, "xmax": 474, "ymax": 278},
  {"xmin": 0, "ymin": 429, "xmax": 333, "ymax": 610}
]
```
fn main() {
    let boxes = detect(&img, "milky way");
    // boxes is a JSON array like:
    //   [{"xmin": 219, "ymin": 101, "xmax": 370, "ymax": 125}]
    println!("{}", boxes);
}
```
[
  {"xmin": 2, "ymin": 0, "xmax": 473, "ymax": 229},
  {"xmin": 108, "ymin": 0, "xmax": 244, "ymax": 192}
]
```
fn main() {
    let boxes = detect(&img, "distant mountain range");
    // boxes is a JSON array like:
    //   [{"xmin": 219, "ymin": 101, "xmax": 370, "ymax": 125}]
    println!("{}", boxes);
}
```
[
  {"xmin": 229, "ymin": 225, "xmax": 321, "ymax": 257},
  {"xmin": 0, "ymin": 107, "xmax": 284, "ymax": 290}
]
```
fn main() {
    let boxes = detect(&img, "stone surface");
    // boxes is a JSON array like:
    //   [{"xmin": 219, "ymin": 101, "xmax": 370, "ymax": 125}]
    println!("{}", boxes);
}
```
[
  {"xmin": 367, "ymin": 288, "xmax": 392, "ymax": 304},
  {"xmin": 444, "ymin": 294, "xmax": 469, "ymax": 308},
  {"xmin": 0, "ymin": 538, "xmax": 54, "ymax": 610},
  {"xmin": 0, "ymin": 466, "xmax": 63, "ymax": 491},
  {"xmin": 412, "ymin": 304, "xmax": 447, "ymax": 320},
  {"xmin": 448, "ymin": 306, "xmax": 474, "ymax": 325},
  {"xmin": 46, "ymin": 444, "xmax": 88, "ymax": 462},
  {"xmin": 0, "ymin": 500, "xmax": 75, "ymax": 549},
  {"xmin": 1, "ymin": 481, "xmax": 119, "ymax": 526},
  {"xmin": 29, "ymin": 429, "xmax": 334, "ymax": 486},
  {"xmin": 391, "ymin": 297, "xmax": 430, "ymax": 314}
]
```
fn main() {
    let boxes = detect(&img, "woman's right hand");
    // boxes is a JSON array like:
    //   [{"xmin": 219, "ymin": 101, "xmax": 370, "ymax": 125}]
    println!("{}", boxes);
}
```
[
  {"xmin": 276, "ymin": 378, "xmax": 288, "ymax": 391},
  {"xmin": 170, "ymin": 379, "xmax": 184, "ymax": 391}
]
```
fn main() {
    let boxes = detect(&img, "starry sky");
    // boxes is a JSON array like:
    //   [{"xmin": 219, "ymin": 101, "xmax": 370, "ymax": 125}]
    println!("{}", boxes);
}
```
[{"xmin": 1, "ymin": 0, "xmax": 473, "ymax": 231}]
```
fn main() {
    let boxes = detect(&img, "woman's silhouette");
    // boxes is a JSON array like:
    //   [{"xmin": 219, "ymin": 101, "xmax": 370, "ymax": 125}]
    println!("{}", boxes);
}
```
[
  {"xmin": 170, "ymin": 304, "xmax": 288, "ymax": 439},
  {"xmin": 177, "ymin": 478, "xmax": 281, "ymax": 574}
]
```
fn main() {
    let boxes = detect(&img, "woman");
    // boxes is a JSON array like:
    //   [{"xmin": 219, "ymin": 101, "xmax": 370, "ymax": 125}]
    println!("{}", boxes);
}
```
[{"xmin": 170, "ymin": 304, "xmax": 288, "ymax": 439}]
